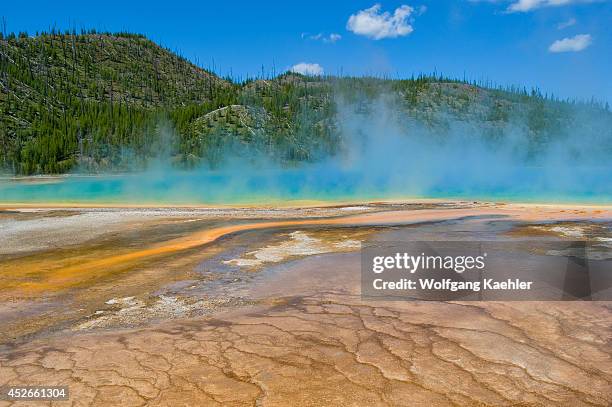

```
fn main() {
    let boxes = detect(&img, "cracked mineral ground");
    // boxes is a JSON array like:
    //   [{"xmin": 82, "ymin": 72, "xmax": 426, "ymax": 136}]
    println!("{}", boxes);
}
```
[{"xmin": 0, "ymin": 201, "xmax": 610, "ymax": 406}]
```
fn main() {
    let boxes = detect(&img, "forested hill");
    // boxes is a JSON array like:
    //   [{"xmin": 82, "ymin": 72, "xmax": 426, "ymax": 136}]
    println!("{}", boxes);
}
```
[
  {"xmin": 1, "ymin": 30, "xmax": 610, "ymax": 175},
  {"xmin": 0, "ymin": 30, "xmax": 237, "ymax": 173}
]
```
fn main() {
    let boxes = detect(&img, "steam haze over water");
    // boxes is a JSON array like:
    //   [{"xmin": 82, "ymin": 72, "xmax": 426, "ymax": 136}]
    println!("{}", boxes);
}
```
[{"xmin": 1, "ymin": 94, "xmax": 611, "ymax": 205}]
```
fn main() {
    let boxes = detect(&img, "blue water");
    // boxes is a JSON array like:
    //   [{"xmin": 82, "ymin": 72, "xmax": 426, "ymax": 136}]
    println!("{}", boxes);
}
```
[{"xmin": 1, "ymin": 168, "xmax": 609, "ymax": 205}]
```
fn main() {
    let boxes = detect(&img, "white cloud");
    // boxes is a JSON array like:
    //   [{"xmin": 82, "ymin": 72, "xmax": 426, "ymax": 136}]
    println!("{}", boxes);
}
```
[
  {"xmin": 548, "ymin": 33, "xmax": 592, "ymax": 52},
  {"xmin": 290, "ymin": 62, "xmax": 324, "ymax": 76},
  {"xmin": 327, "ymin": 33, "xmax": 342, "ymax": 43},
  {"xmin": 557, "ymin": 17, "xmax": 577, "ymax": 29},
  {"xmin": 507, "ymin": 0, "xmax": 595, "ymax": 13},
  {"xmin": 346, "ymin": 4, "xmax": 415, "ymax": 40},
  {"xmin": 301, "ymin": 32, "xmax": 342, "ymax": 43}
]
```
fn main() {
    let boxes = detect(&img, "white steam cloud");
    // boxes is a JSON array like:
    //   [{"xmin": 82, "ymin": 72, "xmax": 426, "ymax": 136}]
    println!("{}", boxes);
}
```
[{"xmin": 4, "ymin": 86, "xmax": 610, "ymax": 205}]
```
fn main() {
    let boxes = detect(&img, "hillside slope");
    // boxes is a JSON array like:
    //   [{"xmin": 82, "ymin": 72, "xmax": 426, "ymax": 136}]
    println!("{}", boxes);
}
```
[
  {"xmin": 0, "ymin": 31, "xmax": 233, "ymax": 173},
  {"xmin": 1, "ymin": 31, "xmax": 610, "ymax": 175}
]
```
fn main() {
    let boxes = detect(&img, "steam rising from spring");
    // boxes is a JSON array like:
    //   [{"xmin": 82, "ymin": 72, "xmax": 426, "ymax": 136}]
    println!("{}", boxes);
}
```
[{"xmin": 1, "ymin": 87, "xmax": 611, "ymax": 204}]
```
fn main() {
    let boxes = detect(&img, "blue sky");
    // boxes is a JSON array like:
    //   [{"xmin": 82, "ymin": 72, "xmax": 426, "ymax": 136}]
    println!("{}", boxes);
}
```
[{"xmin": 2, "ymin": 0, "xmax": 611, "ymax": 102}]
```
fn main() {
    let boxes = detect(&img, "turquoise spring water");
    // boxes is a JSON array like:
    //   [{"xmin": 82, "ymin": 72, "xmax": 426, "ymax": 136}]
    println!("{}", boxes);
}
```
[{"xmin": 1, "ymin": 166, "xmax": 610, "ymax": 205}]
